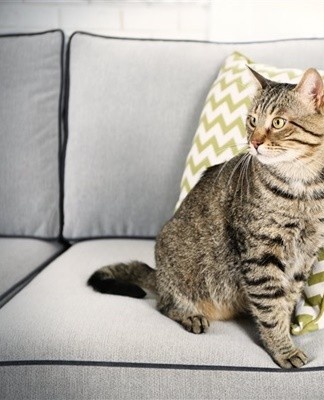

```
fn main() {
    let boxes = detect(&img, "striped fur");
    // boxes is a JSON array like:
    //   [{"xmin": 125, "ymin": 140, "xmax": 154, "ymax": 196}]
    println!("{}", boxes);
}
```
[{"xmin": 88, "ymin": 68, "xmax": 324, "ymax": 369}]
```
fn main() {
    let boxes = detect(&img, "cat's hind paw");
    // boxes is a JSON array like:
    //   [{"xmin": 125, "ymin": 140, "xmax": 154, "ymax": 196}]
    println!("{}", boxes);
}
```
[{"xmin": 182, "ymin": 315, "xmax": 210, "ymax": 334}]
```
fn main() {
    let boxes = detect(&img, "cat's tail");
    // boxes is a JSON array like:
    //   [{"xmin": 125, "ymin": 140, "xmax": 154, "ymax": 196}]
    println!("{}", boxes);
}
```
[{"xmin": 87, "ymin": 262, "xmax": 156, "ymax": 299}]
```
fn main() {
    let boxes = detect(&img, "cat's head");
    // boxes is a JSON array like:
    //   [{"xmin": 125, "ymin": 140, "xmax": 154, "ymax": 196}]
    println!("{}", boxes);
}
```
[{"xmin": 247, "ymin": 67, "xmax": 324, "ymax": 172}]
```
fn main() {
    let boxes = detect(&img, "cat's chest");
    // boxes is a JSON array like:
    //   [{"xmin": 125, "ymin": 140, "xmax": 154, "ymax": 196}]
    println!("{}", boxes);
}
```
[
  {"xmin": 285, "ymin": 237, "xmax": 310, "ymax": 278},
  {"xmin": 290, "ymin": 181, "xmax": 306, "ymax": 195},
  {"xmin": 283, "ymin": 216, "xmax": 322, "ymax": 279}
]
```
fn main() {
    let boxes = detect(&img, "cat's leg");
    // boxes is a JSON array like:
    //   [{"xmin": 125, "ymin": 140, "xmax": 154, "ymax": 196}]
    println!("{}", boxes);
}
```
[
  {"xmin": 242, "ymin": 255, "xmax": 307, "ymax": 368},
  {"xmin": 157, "ymin": 295, "xmax": 210, "ymax": 334},
  {"xmin": 250, "ymin": 297, "xmax": 307, "ymax": 368},
  {"xmin": 242, "ymin": 264, "xmax": 308, "ymax": 368}
]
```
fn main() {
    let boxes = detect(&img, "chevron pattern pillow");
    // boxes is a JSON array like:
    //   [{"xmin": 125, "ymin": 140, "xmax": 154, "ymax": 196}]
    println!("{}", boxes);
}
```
[
  {"xmin": 176, "ymin": 52, "xmax": 324, "ymax": 335},
  {"xmin": 292, "ymin": 251, "xmax": 324, "ymax": 335}
]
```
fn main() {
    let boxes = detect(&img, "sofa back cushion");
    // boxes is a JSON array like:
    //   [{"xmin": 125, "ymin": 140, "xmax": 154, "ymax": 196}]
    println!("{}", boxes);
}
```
[
  {"xmin": 0, "ymin": 30, "xmax": 63, "ymax": 238},
  {"xmin": 63, "ymin": 34, "xmax": 324, "ymax": 239}
]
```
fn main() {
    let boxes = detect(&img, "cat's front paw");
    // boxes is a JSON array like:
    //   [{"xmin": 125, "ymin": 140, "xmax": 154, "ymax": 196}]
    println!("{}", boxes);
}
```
[
  {"xmin": 274, "ymin": 348, "xmax": 308, "ymax": 369},
  {"xmin": 182, "ymin": 315, "xmax": 210, "ymax": 334}
]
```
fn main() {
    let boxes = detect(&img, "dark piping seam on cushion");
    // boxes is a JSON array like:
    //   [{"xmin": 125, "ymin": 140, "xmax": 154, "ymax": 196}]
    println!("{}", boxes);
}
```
[
  {"xmin": 64, "ymin": 235, "xmax": 157, "ymax": 243},
  {"xmin": 58, "ymin": 30, "xmax": 66, "ymax": 241},
  {"xmin": 0, "ymin": 29, "xmax": 64, "ymax": 39},
  {"xmin": 0, "ymin": 245, "xmax": 68, "ymax": 309},
  {"xmin": 61, "ymin": 30, "xmax": 72, "ymax": 244},
  {"xmin": 0, "ymin": 234, "xmax": 64, "ymax": 241},
  {"xmin": 0, "ymin": 360, "xmax": 323, "ymax": 373},
  {"xmin": 69, "ymin": 31, "xmax": 324, "ymax": 46}
]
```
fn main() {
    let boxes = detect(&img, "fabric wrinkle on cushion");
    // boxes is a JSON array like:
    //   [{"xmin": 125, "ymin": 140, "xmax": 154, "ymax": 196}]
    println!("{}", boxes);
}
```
[
  {"xmin": 175, "ymin": 51, "xmax": 324, "ymax": 335},
  {"xmin": 0, "ymin": 31, "xmax": 63, "ymax": 238}
]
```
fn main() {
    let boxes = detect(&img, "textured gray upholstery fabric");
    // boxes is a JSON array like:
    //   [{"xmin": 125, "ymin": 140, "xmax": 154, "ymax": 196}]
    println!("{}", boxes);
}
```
[
  {"xmin": 0, "ymin": 239, "xmax": 323, "ymax": 399},
  {"xmin": 1, "ymin": 366, "xmax": 324, "ymax": 400},
  {"xmin": 0, "ymin": 31, "xmax": 63, "ymax": 238},
  {"xmin": 0, "ymin": 238, "xmax": 66, "ymax": 308},
  {"xmin": 64, "ymin": 34, "xmax": 324, "ymax": 239}
]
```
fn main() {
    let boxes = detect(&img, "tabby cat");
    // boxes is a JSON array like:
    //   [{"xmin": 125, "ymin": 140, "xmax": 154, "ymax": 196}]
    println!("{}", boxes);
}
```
[{"xmin": 88, "ymin": 67, "xmax": 324, "ymax": 369}]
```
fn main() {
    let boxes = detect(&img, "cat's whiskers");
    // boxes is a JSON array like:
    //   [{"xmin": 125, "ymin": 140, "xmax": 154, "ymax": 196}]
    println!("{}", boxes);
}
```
[
  {"xmin": 227, "ymin": 153, "xmax": 249, "ymax": 188},
  {"xmin": 213, "ymin": 144, "xmax": 249, "ymax": 185},
  {"xmin": 243, "ymin": 154, "xmax": 252, "ymax": 200},
  {"xmin": 238, "ymin": 154, "xmax": 252, "ymax": 203},
  {"xmin": 217, "ymin": 143, "xmax": 249, "ymax": 152}
]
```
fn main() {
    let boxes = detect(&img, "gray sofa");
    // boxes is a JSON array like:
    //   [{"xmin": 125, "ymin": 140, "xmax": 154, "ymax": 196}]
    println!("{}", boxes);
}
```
[{"xmin": 1, "ymin": 30, "xmax": 324, "ymax": 400}]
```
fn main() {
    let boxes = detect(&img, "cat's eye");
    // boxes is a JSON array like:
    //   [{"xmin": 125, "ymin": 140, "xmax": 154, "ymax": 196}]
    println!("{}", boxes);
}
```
[
  {"xmin": 272, "ymin": 117, "xmax": 286, "ymax": 129},
  {"xmin": 248, "ymin": 115, "xmax": 257, "ymax": 128}
]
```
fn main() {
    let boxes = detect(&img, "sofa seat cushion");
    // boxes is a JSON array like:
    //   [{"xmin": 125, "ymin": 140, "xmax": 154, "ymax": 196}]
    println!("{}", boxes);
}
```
[
  {"xmin": 0, "ymin": 238, "xmax": 66, "ymax": 308},
  {"xmin": 0, "ymin": 239, "xmax": 323, "ymax": 399}
]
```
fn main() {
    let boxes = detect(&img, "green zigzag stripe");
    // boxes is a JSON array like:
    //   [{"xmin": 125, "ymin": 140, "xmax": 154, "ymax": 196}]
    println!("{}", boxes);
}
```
[
  {"xmin": 209, "ymin": 93, "xmax": 251, "ymax": 113},
  {"xmin": 291, "ymin": 314, "xmax": 318, "ymax": 335},
  {"xmin": 295, "ymin": 314, "xmax": 314, "ymax": 327},
  {"xmin": 230, "ymin": 51, "xmax": 253, "ymax": 63},
  {"xmin": 184, "ymin": 156, "xmax": 212, "ymax": 178},
  {"xmin": 317, "ymin": 248, "xmax": 324, "ymax": 260},
  {"xmin": 200, "ymin": 113, "xmax": 247, "ymax": 136},
  {"xmin": 195, "ymin": 135, "xmax": 244, "ymax": 158},
  {"xmin": 220, "ymin": 64, "xmax": 248, "ymax": 75},
  {"xmin": 208, "ymin": 67, "xmax": 250, "ymax": 93},
  {"xmin": 180, "ymin": 178, "xmax": 192, "ymax": 195},
  {"xmin": 305, "ymin": 294, "xmax": 323, "ymax": 307},
  {"xmin": 215, "ymin": 74, "xmax": 251, "ymax": 94},
  {"xmin": 307, "ymin": 271, "xmax": 324, "ymax": 286},
  {"xmin": 205, "ymin": 79, "xmax": 248, "ymax": 106},
  {"xmin": 184, "ymin": 141, "xmax": 243, "ymax": 177}
]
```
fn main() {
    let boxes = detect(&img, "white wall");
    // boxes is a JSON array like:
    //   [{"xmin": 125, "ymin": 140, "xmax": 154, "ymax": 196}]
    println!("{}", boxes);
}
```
[
  {"xmin": 0, "ymin": 0, "xmax": 323, "ymax": 42},
  {"xmin": 0, "ymin": 1, "xmax": 211, "ymax": 39},
  {"xmin": 208, "ymin": 0, "xmax": 324, "ymax": 42}
]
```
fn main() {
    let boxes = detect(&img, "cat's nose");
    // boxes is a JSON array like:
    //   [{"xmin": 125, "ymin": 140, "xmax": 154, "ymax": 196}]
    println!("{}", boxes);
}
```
[{"xmin": 251, "ymin": 140, "xmax": 263, "ymax": 149}]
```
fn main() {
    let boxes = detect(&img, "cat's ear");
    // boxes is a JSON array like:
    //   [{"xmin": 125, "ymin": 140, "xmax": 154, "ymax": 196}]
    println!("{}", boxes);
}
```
[
  {"xmin": 247, "ymin": 66, "xmax": 270, "ymax": 89},
  {"xmin": 295, "ymin": 68, "xmax": 324, "ymax": 110}
]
